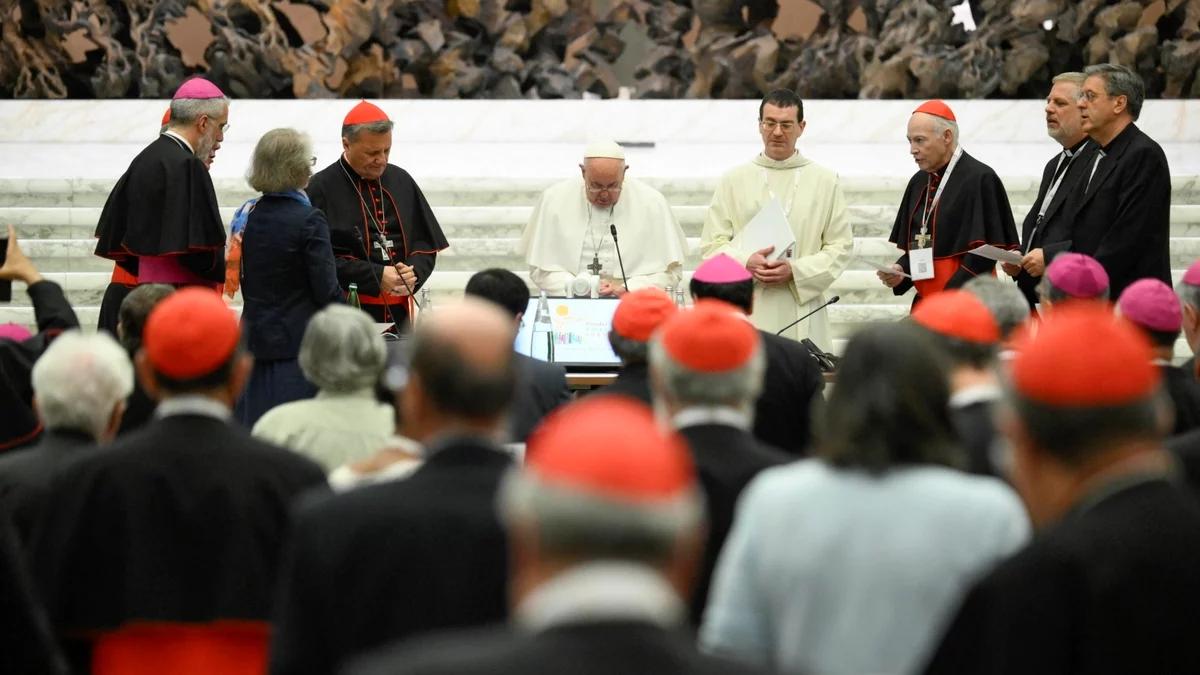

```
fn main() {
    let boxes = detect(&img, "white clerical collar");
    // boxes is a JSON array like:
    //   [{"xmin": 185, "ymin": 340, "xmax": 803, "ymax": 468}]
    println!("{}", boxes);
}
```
[
  {"xmin": 672, "ymin": 406, "xmax": 752, "ymax": 431},
  {"xmin": 155, "ymin": 395, "xmax": 232, "ymax": 421},
  {"xmin": 162, "ymin": 130, "xmax": 194, "ymax": 154},
  {"xmin": 948, "ymin": 383, "xmax": 1003, "ymax": 409},
  {"xmin": 515, "ymin": 561, "xmax": 684, "ymax": 633}
]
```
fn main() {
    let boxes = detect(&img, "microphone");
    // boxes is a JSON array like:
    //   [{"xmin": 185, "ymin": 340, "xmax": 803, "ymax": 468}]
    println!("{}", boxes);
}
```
[
  {"xmin": 609, "ymin": 223, "xmax": 630, "ymax": 292},
  {"xmin": 776, "ymin": 295, "xmax": 840, "ymax": 336}
]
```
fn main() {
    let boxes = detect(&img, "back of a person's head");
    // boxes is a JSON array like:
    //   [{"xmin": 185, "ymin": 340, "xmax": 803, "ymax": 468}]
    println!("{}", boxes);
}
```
[
  {"xmin": 609, "ymin": 289, "xmax": 677, "ymax": 365},
  {"xmin": 32, "ymin": 331, "xmax": 134, "ymax": 439},
  {"xmin": 910, "ymin": 290, "xmax": 1000, "ymax": 371},
  {"xmin": 502, "ymin": 396, "xmax": 702, "ymax": 565},
  {"xmin": 117, "ymin": 284, "xmax": 175, "ymax": 353},
  {"xmin": 1117, "ymin": 278, "xmax": 1182, "ymax": 351},
  {"xmin": 689, "ymin": 253, "xmax": 753, "ymax": 314},
  {"xmin": 1009, "ymin": 304, "xmax": 1166, "ymax": 465},
  {"xmin": 817, "ymin": 323, "xmax": 959, "ymax": 473},
  {"xmin": 1039, "ymin": 253, "xmax": 1110, "ymax": 305},
  {"xmin": 142, "ymin": 288, "xmax": 244, "ymax": 395},
  {"xmin": 464, "ymin": 268, "xmax": 530, "ymax": 321},
  {"xmin": 649, "ymin": 301, "xmax": 764, "ymax": 410},
  {"xmin": 299, "ymin": 305, "xmax": 388, "ymax": 394},
  {"xmin": 408, "ymin": 299, "xmax": 517, "ymax": 423},
  {"xmin": 962, "ymin": 276, "xmax": 1030, "ymax": 341}
]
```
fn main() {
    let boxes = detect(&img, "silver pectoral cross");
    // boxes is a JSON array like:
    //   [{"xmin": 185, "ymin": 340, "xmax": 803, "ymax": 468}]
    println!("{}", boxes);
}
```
[{"xmin": 587, "ymin": 256, "xmax": 603, "ymax": 276}]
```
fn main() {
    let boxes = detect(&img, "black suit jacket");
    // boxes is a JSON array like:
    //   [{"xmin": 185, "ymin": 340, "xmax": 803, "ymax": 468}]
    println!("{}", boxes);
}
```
[
  {"xmin": 240, "ymin": 196, "xmax": 343, "ymax": 361},
  {"xmin": 679, "ymin": 424, "xmax": 788, "ymax": 625},
  {"xmin": 925, "ymin": 478, "xmax": 1200, "ymax": 675},
  {"xmin": 755, "ymin": 330, "xmax": 825, "ymax": 455},
  {"xmin": 1015, "ymin": 141, "xmax": 1100, "ymax": 307},
  {"xmin": 270, "ymin": 438, "xmax": 514, "ymax": 675},
  {"xmin": 0, "ymin": 430, "xmax": 96, "ymax": 548},
  {"xmin": 31, "ymin": 414, "xmax": 327, "ymax": 650},
  {"xmin": 1064, "ymin": 123, "xmax": 1172, "ymax": 299},
  {"xmin": 0, "ymin": 518, "xmax": 65, "ymax": 675},
  {"xmin": 600, "ymin": 362, "xmax": 653, "ymax": 406},
  {"xmin": 341, "ymin": 620, "xmax": 770, "ymax": 675},
  {"xmin": 508, "ymin": 353, "xmax": 570, "ymax": 442}
]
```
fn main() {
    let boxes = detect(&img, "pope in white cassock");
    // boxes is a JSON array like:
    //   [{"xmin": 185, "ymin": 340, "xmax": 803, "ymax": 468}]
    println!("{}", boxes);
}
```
[
  {"xmin": 521, "ymin": 140, "xmax": 690, "ymax": 297},
  {"xmin": 700, "ymin": 89, "xmax": 853, "ymax": 346}
]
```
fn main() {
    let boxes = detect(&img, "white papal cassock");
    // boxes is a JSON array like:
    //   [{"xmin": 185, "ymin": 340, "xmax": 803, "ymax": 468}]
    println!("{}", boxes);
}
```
[
  {"xmin": 521, "ymin": 176, "xmax": 690, "ymax": 296},
  {"xmin": 700, "ymin": 152, "xmax": 853, "ymax": 347}
]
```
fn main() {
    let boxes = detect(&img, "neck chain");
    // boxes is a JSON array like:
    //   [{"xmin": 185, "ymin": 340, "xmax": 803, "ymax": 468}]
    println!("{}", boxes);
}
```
[
  {"xmin": 585, "ymin": 201, "xmax": 615, "ymax": 264},
  {"xmin": 339, "ymin": 158, "xmax": 388, "ymax": 236}
]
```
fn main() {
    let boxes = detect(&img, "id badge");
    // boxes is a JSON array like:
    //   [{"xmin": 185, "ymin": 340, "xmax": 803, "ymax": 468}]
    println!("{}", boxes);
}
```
[{"xmin": 910, "ymin": 247, "xmax": 935, "ymax": 281}]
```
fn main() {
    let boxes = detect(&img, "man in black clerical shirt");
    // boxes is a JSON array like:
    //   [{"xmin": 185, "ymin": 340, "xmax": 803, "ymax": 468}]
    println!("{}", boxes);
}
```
[
  {"xmin": 306, "ymin": 100, "xmax": 448, "ymax": 326},
  {"xmin": 1066, "ymin": 64, "xmax": 1172, "ymax": 298},
  {"xmin": 1003, "ymin": 72, "xmax": 1100, "ymax": 308},
  {"xmin": 924, "ymin": 305, "xmax": 1200, "ymax": 675}
]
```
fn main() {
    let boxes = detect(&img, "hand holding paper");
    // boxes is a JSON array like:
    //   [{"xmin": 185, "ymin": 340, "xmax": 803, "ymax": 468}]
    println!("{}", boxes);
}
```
[{"xmin": 968, "ymin": 244, "xmax": 1023, "ymax": 265}]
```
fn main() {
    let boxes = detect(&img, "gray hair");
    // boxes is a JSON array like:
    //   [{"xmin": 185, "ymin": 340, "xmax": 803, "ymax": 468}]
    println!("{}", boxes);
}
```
[
  {"xmin": 962, "ymin": 277, "xmax": 1030, "ymax": 340},
  {"xmin": 32, "ymin": 331, "xmax": 133, "ymax": 438},
  {"xmin": 498, "ymin": 469, "xmax": 703, "ymax": 563},
  {"xmin": 168, "ymin": 97, "xmax": 229, "ymax": 126},
  {"xmin": 248, "ymin": 128, "xmax": 313, "ymax": 193},
  {"xmin": 1179, "ymin": 276, "xmax": 1200, "ymax": 311},
  {"xmin": 1084, "ymin": 63, "xmax": 1146, "ymax": 121},
  {"xmin": 932, "ymin": 115, "xmax": 959, "ymax": 144},
  {"xmin": 299, "ymin": 305, "xmax": 388, "ymax": 393},
  {"xmin": 1052, "ymin": 71, "xmax": 1087, "ymax": 88},
  {"xmin": 342, "ymin": 120, "xmax": 395, "ymax": 143},
  {"xmin": 648, "ymin": 335, "xmax": 765, "ymax": 409},
  {"xmin": 609, "ymin": 331, "xmax": 649, "ymax": 365}
]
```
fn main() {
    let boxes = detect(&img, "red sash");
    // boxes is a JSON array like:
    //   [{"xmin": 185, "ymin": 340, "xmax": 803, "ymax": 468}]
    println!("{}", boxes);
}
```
[{"xmin": 91, "ymin": 621, "xmax": 269, "ymax": 675}]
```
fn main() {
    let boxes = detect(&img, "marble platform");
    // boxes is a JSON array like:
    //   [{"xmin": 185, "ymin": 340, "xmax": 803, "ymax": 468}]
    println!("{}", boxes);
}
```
[{"xmin": 2, "ymin": 99, "xmax": 1199, "ymax": 356}]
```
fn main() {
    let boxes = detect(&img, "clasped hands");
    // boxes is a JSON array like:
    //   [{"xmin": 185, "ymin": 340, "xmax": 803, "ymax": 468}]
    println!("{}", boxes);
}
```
[
  {"xmin": 381, "ymin": 263, "xmax": 418, "ymax": 296},
  {"xmin": 746, "ymin": 245, "xmax": 793, "ymax": 286}
]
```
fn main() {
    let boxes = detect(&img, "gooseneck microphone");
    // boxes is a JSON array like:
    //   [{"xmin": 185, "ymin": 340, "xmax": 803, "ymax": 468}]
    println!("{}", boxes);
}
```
[
  {"xmin": 610, "ymin": 223, "xmax": 630, "ymax": 292},
  {"xmin": 776, "ymin": 295, "xmax": 840, "ymax": 336}
]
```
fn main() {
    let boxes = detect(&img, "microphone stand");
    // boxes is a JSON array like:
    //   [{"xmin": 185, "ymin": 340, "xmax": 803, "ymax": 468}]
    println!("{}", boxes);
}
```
[
  {"xmin": 609, "ymin": 224, "xmax": 630, "ymax": 292},
  {"xmin": 776, "ymin": 295, "xmax": 840, "ymax": 336}
]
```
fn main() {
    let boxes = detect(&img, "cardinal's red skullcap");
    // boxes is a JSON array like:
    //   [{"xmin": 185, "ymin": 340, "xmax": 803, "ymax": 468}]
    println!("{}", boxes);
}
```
[
  {"xmin": 526, "ymin": 396, "xmax": 694, "ymax": 503},
  {"xmin": 1012, "ymin": 304, "xmax": 1159, "ymax": 406},
  {"xmin": 1046, "ymin": 253, "xmax": 1109, "ymax": 299},
  {"xmin": 612, "ymin": 288, "xmax": 677, "ymax": 342},
  {"xmin": 693, "ymin": 253, "xmax": 752, "ymax": 284},
  {"xmin": 144, "ymin": 287, "xmax": 240, "ymax": 380},
  {"xmin": 1183, "ymin": 259, "xmax": 1200, "ymax": 287},
  {"xmin": 660, "ymin": 301, "xmax": 759, "ymax": 373},
  {"xmin": 914, "ymin": 99, "xmax": 957, "ymax": 122},
  {"xmin": 911, "ymin": 290, "xmax": 999, "ymax": 344},
  {"xmin": 161, "ymin": 108, "xmax": 171, "ymax": 127},
  {"xmin": 172, "ymin": 77, "xmax": 224, "ymax": 100},
  {"xmin": 1118, "ymin": 278, "xmax": 1182, "ymax": 333},
  {"xmin": 343, "ymin": 100, "xmax": 390, "ymax": 127}
]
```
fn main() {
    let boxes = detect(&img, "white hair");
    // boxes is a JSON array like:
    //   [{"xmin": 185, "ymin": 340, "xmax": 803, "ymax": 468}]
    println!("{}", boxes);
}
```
[
  {"xmin": 299, "ymin": 305, "xmax": 388, "ymax": 393},
  {"xmin": 931, "ymin": 115, "xmax": 959, "ymax": 143},
  {"xmin": 648, "ymin": 335, "xmax": 765, "ymax": 410},
  {"xmin": 31, "ymin": 331, "xmax": 133, "ymax": 438}
]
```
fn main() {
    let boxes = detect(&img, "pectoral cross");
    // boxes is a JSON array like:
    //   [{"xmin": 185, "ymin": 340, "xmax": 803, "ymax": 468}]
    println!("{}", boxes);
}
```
[
  {"xmin": 913, "ymin": 231, "xmax": 931, "ymax": 249},
  {"xmin": 587, "ymin": 256, "xmax": 603, "ymax": 276}
]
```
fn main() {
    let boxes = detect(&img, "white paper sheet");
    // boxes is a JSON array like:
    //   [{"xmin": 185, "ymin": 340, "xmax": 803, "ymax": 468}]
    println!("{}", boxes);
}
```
[
  {"xmin": 968, "ymin": 244, "xmax": 1023, "ymax": 265},
  {"xmin": 734, "ymin": 197, "xmax": 797, "ymax": 261},
  {"xmin": 856, "ymin": 255, "xmax": 912, "ymax": 278}
]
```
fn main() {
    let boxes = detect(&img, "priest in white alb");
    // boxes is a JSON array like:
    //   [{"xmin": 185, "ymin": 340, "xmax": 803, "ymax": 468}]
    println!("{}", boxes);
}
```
[
  {"xmin": 521, "ymin": 140, "xmax": 689, "ymax": 297},
  {"xmin": 700, "ymin": 89, "xmax": 853, "ymax": 346}
]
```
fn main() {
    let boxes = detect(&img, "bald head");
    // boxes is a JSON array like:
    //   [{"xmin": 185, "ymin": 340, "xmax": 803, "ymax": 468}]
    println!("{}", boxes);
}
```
[
  {"xmin": 403, "ymin": 298, "xmax": 518, "ymax": 440},
  {"xmin": 580, "ymin": 157, "xmax": 627, "ymax": 208}
]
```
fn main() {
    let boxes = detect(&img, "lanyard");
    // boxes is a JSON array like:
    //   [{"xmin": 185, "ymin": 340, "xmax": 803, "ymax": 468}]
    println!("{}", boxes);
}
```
[
  {"xmin": 919, "ymin": 144, "xmax": 964, "ymax": 236},
  {"xmin": 760, "ymin": 166, "xmax": 802, "ymax": 219},
  {"xmin": 1038, "ymin": 141, "xmax": 1088, "ymax": 220}
]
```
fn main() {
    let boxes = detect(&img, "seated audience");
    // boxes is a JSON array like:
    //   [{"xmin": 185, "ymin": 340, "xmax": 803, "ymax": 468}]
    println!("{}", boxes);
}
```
[
  {"xmin": 342, "ymin": 396, "xmax": 770, "ymax": 675},
  {"xmin": 0, "ymin": 226, "xmax": 80, "ymax": 451},
  {"xmin": 701, "ymin": 322, "xmax": 1029, "ymax": 674},
  {"xmin": 689, "ymin": 253, "xmax": 825, "ymax": 455},
  {"xmin": 0, "ymin": 332, "xmax": 132, "ymax": 547},
  {"xmin": 253, "ymin": 304, "xmax": 395, "ymax": 472},
  {"xmin": 648, "ymin": 300, "xmax": 789, "ymax": 624},
  {"xmin": 114, "ymin": 283, "xmax": 174, "ymax": 434},
  {"xmin": 925, "ymin": 304, "xmax": 1200, "ymax": 674},
  {"xmin": 270, "ymin": 299, "xmax": 518, "ymax": 675},
  {"xmin": 601, "ymin": 288, "xmax": 678, "ymax": 404},
  {"xmin": 236, "ymin": 128, "xmax": 343, "ymax": 427},
  {"xmin": 31, "ymin": 288, "xmax": 327, "ymax": 675},
  {"xmin": 1116, "ymin": 278, "xmax": 1200, "ymax": 435},
  {"xmin": 910, "ymin": 290, "xmax": 1005, "ymax": 476},
  {"xmin": 464, "ymin": 268, "xmax": 570, "ymax": 442}
]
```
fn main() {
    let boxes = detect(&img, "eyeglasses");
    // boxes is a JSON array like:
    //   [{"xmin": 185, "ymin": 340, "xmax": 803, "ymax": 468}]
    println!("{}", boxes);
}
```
[
  {"xmin": 585, "ymin": 185, "xmax": 622, "ymax": 195},
  {"xmin": 760, "ymin": 120, "xmax": 797, "ymax": 132},
  {"xmin": 1079, "ymin": 90, "xmax": 1105, "ymax": 103}
]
